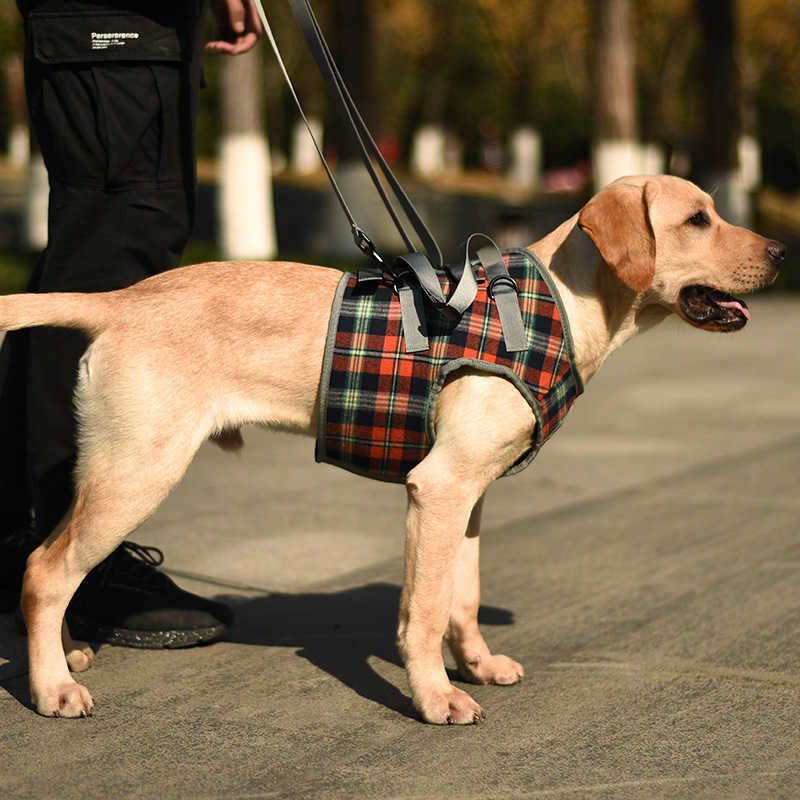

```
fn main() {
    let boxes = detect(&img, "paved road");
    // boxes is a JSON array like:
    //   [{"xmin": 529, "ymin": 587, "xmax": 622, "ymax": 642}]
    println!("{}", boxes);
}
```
[{"xmin": 2, "ymin": 297, "xmax": 800, "ymax": 799}]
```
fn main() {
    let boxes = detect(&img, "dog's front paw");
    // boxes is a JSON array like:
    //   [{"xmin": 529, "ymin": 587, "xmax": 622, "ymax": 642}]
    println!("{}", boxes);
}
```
[
  {"xmin": 415, "ymin": 685, "xmax": 485, "ymax": 725},
  {"xmin": 458, "ymin": 653, "xmax": 524, "ymax": 686},
  {"xmin": 33, "ymin": 681, "xmax": 94, "ymax": 718}
]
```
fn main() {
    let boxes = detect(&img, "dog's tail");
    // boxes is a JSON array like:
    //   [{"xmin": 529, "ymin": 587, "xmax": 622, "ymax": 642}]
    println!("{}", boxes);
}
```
[{"xmin": 0, "ymin": 291, "xmax": 112, "ymax": 337}]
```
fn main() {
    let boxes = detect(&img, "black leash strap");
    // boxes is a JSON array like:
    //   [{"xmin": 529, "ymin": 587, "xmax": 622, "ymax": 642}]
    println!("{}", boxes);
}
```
[
  {"xmin": 284, "ymin": 0, "xmax": 445, "ymax": 269},
  {"xmin": 252, "ymin": 0, "xmax": 382, "ymax": 262},
  {"xmin": 254, "ymin": 0, "xmax": 527, "ymax": 354},
  {"xmin": 253, "ymin": 0, "xmax": 443, "ymax": 267}
]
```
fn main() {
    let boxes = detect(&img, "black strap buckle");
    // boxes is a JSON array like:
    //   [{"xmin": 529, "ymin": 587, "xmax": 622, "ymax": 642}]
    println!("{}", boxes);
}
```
[
  {"xmin": 390, "ymin": 263, "xmax": 414, "ymax": 295},
  {"xmin": 433, "ymin": 301, "xmax": 462, "ymax": 322},
  {"xmin": 487, "ymin": 274, "xmax": 519, "ymax": 299},
  {"xmin": 352, "ymin": 226, "xmax": 383, "ymax": 264},
  {"xmin": 357, "ymin": 266, "xmax": 384, "ymax": 289}
]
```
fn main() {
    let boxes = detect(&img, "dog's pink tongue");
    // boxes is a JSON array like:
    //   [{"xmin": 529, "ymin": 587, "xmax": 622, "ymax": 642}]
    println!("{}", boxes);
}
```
[{"xmin": 717, "ymin": 298, "xmax": 752, "ymax": 321}]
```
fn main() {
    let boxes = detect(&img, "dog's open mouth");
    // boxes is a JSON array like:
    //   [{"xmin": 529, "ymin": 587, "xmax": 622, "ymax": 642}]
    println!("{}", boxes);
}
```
[{"xmin": 678, "ymin": 285, "xmax": 751, "ymax": 331}]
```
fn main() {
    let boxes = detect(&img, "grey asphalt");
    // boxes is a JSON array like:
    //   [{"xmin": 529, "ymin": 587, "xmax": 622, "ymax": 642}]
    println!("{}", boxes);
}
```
[{"xmin": 2, "ymin": 296, "xmax": 800, "ymax": 799}]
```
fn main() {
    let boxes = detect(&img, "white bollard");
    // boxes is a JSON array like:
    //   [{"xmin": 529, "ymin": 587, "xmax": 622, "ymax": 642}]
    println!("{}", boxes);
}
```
[
  {"xmin": 592, "ymin": 140, "xmax": 666, "ymax": 186},
  {"xmin": 738, "ymin": 135, "xmax": 761, "ymax": 192},
  {"xmin": 291, "ymin": 118, "xmax": 323, "ymax": 176},
  {"xmin": 508, "ymin": 127, "xmax": 542, "ymax": 191},
  {"xmin": 411, "ymin": 125, "xmax": 446, "ymax": 179},
  {"xmin": 8, "ymin": 125, "xmax": 29, "ymax": 169},
  {"xmin": 443, "ymin": 132, "xmax": 463, "ymax": 173},
  {"xmin": 638, "ymin": 142, "xmax": 665, "ymax": 176},
  {"xmin": 592, "ymin": 139, "xmax": 641, "ymax": 188},
  {"xmin": 219, "ymin": 132, "xmax": 277, "ymax": 260},
  {"xmin": 24, "ymin": 153, "xmax": 48, "ymax": 251},
  {"xmin": 707, "ymin": 170, "xmax": 751, "ymax": 228}
]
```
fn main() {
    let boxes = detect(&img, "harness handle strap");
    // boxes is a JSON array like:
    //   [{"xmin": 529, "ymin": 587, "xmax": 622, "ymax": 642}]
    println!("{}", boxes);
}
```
[
  {"xmin": 393, "ymin": 235, "xmax": 530, "ymax": 353},
  {"xmin": 393, "ymin": 253, "xmax": 446, "ymax": 306},
  {"xmin": 394, "ymin": 273, "xmax": 430, "ymax": 353},
  {"xmin": 476, "ymin": 240, "xmax": 529, "ymax": 352},
  {"xmin": 393, "ymin": 249, "xmax": 478, "ymax": 352},
  {"xmin": 285, "ymin": 0, "xmax": 445, "ymax": 268}
]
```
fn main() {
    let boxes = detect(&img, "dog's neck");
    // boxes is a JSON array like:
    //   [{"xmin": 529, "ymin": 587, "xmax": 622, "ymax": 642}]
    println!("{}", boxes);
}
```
[{"xmin": 529, "ymin": 216, "xmax": 668, "ymax": 385}]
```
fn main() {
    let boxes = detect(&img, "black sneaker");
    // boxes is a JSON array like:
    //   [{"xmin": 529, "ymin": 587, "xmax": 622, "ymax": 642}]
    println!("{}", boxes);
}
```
[
  {"xmin": 66, "ymin": 542, "xmax": 233, "ymax": 649},
  {"xmin": 1, "ymin": 530, "xmax": 232, "ymax": 648},
  {"xmin": 0, "ymin": 525, "xmax": 39, "ymax": 613}
]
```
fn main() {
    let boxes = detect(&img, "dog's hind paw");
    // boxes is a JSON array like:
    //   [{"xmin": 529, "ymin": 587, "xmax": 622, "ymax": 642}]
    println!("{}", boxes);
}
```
[
  {"xmin": 458, "ymin": 653, "xmax": 524, "ymax": 686},
  {"xmin": 33, "ymin": 681, "xmax": 95, "ymax": 718},
  {"xmin": 65, "ymin": 642, "xmax": 95, "ymax": 673}
]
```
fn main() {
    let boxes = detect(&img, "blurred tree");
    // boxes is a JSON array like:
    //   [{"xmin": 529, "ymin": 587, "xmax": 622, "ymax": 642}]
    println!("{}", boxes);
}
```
[
  {"xmin": 695, "ymin": 0, "xmax": 750, "ymax": 223},
  {"xmin": 592, "ymin": 0, "xmax": 637, "ymax": 141},
  {"xmin": 742, "ymin": 0, "xmax": 800, "ymax": 191},
  {"xmin": 218, "ymin": 46, "xmax": 276, "ymax": 259},
  {"xmin": 695, "ymin": 0, "xmax": 739, "ymax": 175},
  {"xmin": 328, "ymin": 0, "xmax": 375, "ymax": 161},
  {"xmin": 591, "ymin": 0, "xmax": 641, "ymax": 187},
  {"xmin": 477, "ymin": 0, "xmax": 590, "ymax": 183},
  {"xmin": 635, "ymin": 0, "xmax": 696, "ymax": 149},
  {"xmin": 0, "ymin": 0, "xmax": 26, "ymax": 164}
]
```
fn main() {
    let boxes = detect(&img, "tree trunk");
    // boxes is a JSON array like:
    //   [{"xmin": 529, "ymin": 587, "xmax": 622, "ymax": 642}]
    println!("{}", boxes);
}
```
[
  {"xmin": 321, "ymin": 2, "xmax": 410, "ymax": 256},
  {"xmin": 218, "ymin": 47, "xmax": 277, "ymax": 260},
  {"xmin": 4, "ymin": 52, "xmax": 28, "ymax": 166},
  {"xmin": 695, "ymin": 0, "xmax": 739, "ymax": 172},
  {"xmin": 591, "ymin": 0, "xmax": 640, "ymax": 188},
  {"xmin": 695, "ymin": 0, "xmax": 748, "ymax": 224},
  {"xmin": 329, "ymin": 0, "xmax": 374, "ymax": 162}
]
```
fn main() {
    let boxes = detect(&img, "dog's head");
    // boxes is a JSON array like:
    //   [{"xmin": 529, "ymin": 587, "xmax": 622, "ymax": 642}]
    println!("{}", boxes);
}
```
[{"xmin": 577, "ymin": 175, "xmax": 786, "ymax": 331}]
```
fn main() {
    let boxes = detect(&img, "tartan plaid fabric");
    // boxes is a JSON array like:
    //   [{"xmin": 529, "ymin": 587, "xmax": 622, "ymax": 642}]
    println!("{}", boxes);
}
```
[{"xmin": 316, "ymin": 248, "xmax": 583, "ymax": 483}]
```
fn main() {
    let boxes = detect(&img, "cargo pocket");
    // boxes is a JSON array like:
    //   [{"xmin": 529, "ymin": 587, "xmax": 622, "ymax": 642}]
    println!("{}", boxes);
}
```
[{"xmin": 28, "ymin": 9, "xmax": 191, "ymax": 189}]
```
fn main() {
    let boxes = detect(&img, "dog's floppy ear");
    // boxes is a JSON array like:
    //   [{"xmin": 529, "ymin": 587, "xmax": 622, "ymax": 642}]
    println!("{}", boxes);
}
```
[{"xmin": 578, "ymin": 180, "xmax": 658, "ymax": 292}]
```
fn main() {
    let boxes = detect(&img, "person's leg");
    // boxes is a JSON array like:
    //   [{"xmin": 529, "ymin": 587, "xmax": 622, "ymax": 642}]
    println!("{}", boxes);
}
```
[
  {"xmin": 0, "ymin": 324, "xmax": 37, "ymax": 611},
  {"xmin": 1, "ymin": 2, "xmax": 230, "ymax": 645}
]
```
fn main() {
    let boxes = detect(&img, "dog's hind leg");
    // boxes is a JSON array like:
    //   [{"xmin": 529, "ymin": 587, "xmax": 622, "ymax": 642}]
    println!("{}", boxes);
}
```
[
  {"xmin": 62, "ymin": 619, "xmax": 95, "ymax": 673},
  {"xmin": 23, "ymin": 436, "xmax": 205, "ymax": 716},
  {"xmin": 22, "ymin": 346, "xmax": 211, "ymax": 717},
  {"xmin": 445, "ymin": 497, "xmax": 524, "ymax": 686}
]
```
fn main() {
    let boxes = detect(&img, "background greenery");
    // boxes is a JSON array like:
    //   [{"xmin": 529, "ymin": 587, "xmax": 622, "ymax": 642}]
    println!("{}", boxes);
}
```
[{"xmin": 0, "ymin": 0, "xmax": 798, "ymax": 292}]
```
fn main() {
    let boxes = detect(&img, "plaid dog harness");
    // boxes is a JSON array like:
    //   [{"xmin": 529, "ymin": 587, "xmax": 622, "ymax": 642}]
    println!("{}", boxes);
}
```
[{"xmin": 316, "ymin": 248, "xmax": 584, "ymax": 483}]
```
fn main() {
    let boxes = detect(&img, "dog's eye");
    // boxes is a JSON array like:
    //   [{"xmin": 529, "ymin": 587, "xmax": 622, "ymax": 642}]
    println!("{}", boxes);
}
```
[{"xmin": 686, "ymin": 211, "xmax": 710, "ymax": 228}]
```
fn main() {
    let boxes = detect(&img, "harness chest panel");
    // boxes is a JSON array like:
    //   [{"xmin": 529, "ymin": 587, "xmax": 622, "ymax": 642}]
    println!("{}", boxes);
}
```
[{"xmin": 316, "ymin": 248, "xmax": 583, "ymax": 483}]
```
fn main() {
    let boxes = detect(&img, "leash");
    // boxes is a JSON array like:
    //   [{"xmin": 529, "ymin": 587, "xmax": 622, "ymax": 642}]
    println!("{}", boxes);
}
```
[{"xmin": 252, "ymin": 0, "xmax": 527, "ymax": 353}]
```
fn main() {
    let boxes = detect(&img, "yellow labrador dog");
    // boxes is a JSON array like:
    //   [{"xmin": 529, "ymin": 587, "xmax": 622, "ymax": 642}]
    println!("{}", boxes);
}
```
[{"xmin": 0, "ymin": 176, "xmax": 785, "ymax": 722}]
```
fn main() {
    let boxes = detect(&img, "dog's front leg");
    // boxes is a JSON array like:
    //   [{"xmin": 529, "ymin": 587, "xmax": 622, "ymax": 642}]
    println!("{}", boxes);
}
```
[
  {"xmin": 398, "ymin": 450, "xmax": 487, "ymax": 724},
  {"xmin": 397, "ymin": 369, "xmax": 535, "ymax": 724},
  {"xmin": 445, "ymin": 497, "xmax": 524, "ymax": 686}
]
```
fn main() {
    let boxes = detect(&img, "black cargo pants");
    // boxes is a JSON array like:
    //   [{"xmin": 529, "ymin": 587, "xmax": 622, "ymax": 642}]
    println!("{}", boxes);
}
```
[{"xmin": 0, "ymin": 2, "xmax": 207, "ymax": 538}]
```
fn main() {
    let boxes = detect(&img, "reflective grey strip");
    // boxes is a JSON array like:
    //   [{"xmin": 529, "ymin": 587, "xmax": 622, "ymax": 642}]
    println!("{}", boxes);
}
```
[
  {"xmin": 393, "ymin": 234, "xmax": 526, "ymax": 353},
  {"xmin": 394, "ymin": 251, "xmax": 476, "ymax": 353},
  {"xmin": 397, "ymin": 283, "xmax": 429, "ymax": 353},
  {"xmin": 446, "ymin": 238, "xmax": 480, "ymax": 316},
  {"xmin": 394, "ymin": 253, "xmax": 446, "ymax": 306}
]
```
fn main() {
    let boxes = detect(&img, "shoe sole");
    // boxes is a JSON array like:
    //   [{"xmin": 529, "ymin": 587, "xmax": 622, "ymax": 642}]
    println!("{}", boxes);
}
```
[{"xmin": 67, "ymin": 614, "xmax": 228, "ymax": 649}]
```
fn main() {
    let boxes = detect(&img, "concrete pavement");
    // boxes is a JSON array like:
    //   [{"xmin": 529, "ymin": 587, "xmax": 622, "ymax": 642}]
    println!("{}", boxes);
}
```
[{"xmin": 2, "ymin": 296, "xmax": 800, "ymax": 799}]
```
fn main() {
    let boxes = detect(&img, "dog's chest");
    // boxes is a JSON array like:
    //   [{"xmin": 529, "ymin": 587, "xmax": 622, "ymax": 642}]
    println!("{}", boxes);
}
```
[{"xmin": 315, "ymin": 249, "xmax": 583, "ymax": 483}]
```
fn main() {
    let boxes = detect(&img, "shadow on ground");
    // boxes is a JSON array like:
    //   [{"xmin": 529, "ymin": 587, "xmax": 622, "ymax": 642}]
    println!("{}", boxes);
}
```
[
  {"xmin": 0, "ymin": 581, "xmax": 515, "ymax": 720},
  {"xmin": 225, "ymin": 582, "xmax": 514, "ymax": 720}
]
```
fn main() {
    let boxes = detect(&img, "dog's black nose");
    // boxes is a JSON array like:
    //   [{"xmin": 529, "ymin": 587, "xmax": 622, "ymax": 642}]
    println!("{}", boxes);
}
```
[{"xmin": 767, "ymin": 241, "xmax": 787, "ymax": 265}]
